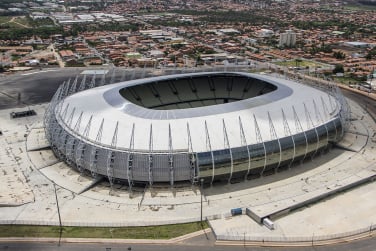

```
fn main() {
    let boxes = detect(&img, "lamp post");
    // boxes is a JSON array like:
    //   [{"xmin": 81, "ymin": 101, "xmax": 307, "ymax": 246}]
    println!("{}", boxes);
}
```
[
  {"xmin": 200, "ymin": 178, "xmax": 204, "ymax": 223},
  {"xmin": 53, "ymin": 183, "xmax": 62, "ymax": 246}
]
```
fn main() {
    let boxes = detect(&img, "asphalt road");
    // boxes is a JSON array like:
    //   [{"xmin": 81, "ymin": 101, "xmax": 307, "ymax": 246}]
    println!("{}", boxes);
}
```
[
  {"xmin": 0, "ymin": 66, "xmax": 253, "ymax": 109},
  {"xmin": 2, "ymin": 234, "xmax": 376, "ymax": 251},
  {"xmin": 341, "ymin": 88, "xmax": 376, "ymax": 122},
  {"xmin": 1, "ymin": 69, "xmax": 376, "ymax": 250},
  {"xmin": 0, "ymin": 67, "xmax": 164, "ymax": 109},
  {"xmin": 0, "ymin": 68, "xmax": 80, "ymax": 109}
]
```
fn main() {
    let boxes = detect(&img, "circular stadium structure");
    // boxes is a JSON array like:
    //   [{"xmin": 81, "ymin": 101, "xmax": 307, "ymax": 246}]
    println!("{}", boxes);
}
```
[{"xmin": 44, "ymin": 72, "xmax": 349, "ymax": 187}]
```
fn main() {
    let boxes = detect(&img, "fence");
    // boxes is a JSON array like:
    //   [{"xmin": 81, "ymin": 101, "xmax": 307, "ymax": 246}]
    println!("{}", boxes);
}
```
[
  {"xmin": 0, "ymin": 214, "xmax": 220, "ymax": 227},
  {"xmin": 215, "ymin": 223, "xmax": 376, "ymax": 243}
]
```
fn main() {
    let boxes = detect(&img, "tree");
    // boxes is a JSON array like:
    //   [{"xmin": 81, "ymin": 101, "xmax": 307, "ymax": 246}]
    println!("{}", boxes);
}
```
[
  {"xmin": 333, "ymin": 64, "xmax": 344, "ymax": 74},
  {"xmin": 333, "ymin": 51, "xmax": 346, "ymax": 60},
  {"xmin": 295, "ymin": 58, "xmax": 302, "ymax": 67},
  {"xmin": 365, "ymin": 47, "xmax": 376, "ymax": 60}
]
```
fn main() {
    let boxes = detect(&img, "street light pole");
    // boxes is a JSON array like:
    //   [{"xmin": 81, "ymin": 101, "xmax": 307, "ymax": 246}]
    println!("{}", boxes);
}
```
[
  {"xmin": 53, "ymin": 183, "xmax": 63, "ymax": 246},
  {"xmin": 200, "ymin": 178, "xmax": 204, "ymax": 223}
]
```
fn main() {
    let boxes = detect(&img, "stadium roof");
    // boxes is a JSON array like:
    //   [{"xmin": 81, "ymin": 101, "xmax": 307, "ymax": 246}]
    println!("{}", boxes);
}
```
[{"xmin": 57, "ymin": 72, "xmax": 339, "ymax": 153}]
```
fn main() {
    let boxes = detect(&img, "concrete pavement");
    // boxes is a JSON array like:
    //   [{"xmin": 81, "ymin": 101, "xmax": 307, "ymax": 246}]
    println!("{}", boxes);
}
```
[
  {"xmin": 0, "ymin": 96, "xmax": 375, "ymax": 243},
  {"xmin": 1, "ymin": 69, "xmax": 376, "ymax": 245}
]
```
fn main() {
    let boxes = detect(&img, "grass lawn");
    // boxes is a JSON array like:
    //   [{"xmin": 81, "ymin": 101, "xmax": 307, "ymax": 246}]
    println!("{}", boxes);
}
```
[
  {"xmin": 344, "ymin": 4, "xmax": 376, "ymax": 11},
  {"xmin": 0, "ymin": 222, "xmax": 209, "ymax": 239},
  {"xmin": 13, "ymin": 16, "xmax": 31, "ymax": 27},
  {"xmin": 274, "ymin": 60, "xmax": 327, "ymax": 68},
  {"xmin": 0, "ymin": 16, "xmax": 12, "ymax": 24},
  {"xmin": 333, "ymin": 76, "xmax": 360, "ymax": 85},
  {"xmin": 0, "ymin": 16, "xmax": 30, "ymax": 28}
]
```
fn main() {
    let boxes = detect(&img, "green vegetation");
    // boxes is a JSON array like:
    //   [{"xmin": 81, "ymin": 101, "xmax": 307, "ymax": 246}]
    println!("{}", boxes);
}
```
[
  {"xmin": 309, "ymin": 44, "xmax": 332, "ymax": 55},
  {"xmin": 366, "ymin": 47, "xmax": 376, "ymax": 60},
  {"xmin": 0, "ymin": 16, "xmax": 12, "ymax": 24},
  {"xmin": 151, "ymin": 20, "xmax": 192, "ymax": 27},
  {"xmin": 13, "ymin": 16, "xmax": 30, "ymax": 27},
  {"xmin": 292, "ymin": 20, "xmax": 359, "ymax": 38},
  {"xmin": 344, "ymin": 4, "xmax": 376, "ymax": 11},
  {"xmin": 174, "ymin": 10, "xmax": 273, "ymax": 24},
  {"xmin": 333, "ymin": 64, "xmax": 344, "ymax": 74},
  {"xmin": 0, "ymin": 16, "xmax": 31, "ymax": 29},
  {"xmin": 0, "ymin": 26, "xmax": 64, "ymax": 40},
  {"xmin": 274, "ymin": 59, "xmax": 326, "ymax": 68},
  {"xmin": 64, "ymin": 1, "xmax": 106, "ymax": 11},
  {"xmin": 67, "ymin": 22, "xmax": 138, "ymax": 37},
  {"xmin": 332, "ymin": 76, "xmax": 360, "ymax": 85},
  {"xmin": 0, "ymin": 222, "xmax": 209, "ymax": 239},
  {"xmin": 26, "ymin": 16, "xmax": 55, "ymax": 27},
  {"xmin": 65, "ymin": 60, "xmax": 85, "ymax": 67},
  {"xmin": 333, "ymin": 51, "xmax": 346, "ymax": 60},
  {"xmin": 0, "ymin": 14, "xmax": 60, "ymax": 40}
]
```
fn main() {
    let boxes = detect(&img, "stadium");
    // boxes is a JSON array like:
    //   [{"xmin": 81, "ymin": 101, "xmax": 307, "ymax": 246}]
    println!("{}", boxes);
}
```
[{"xmin": 44, "ymin": 71, "xmax": 349, "ymax": 187}]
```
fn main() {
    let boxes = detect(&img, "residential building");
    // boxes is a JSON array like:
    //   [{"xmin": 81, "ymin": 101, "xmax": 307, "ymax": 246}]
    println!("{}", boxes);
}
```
[{"xmin": 279, "ymin": 30, "xmax": 296, "ymax": 47}]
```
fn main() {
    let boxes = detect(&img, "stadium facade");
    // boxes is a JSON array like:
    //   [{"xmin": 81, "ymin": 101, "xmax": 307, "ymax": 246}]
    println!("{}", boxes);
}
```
[{"xmin": 44, "ymin": 72, "xmax": 349, "ymax": 187}]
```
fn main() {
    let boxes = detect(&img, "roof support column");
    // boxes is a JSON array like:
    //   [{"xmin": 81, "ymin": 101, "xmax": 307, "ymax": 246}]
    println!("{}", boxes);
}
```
[
  {"xmin": 239, "ymin": 117, "xmax": 251, "ymax": 180},
  {"xmin": 304, "ymin": 103, "xmax": 320, "ymax": 158},
  {"xmin": 168, "ymin": 124, "xmax": 174, "ymax": 187},
  {"xmin": 254, "ymin": 115, "xmax": 267, "ymax": 177},
  {"xmin": 187, "ymin": 122, "xmax": 197, "ymax": 184},
  {"xmin": 106, "ymin": 121, "xmax": 118, "ymax": 189},
  {"xmin": 281, "ymin": 108, "xmax": 295, "ymax": 168},
  {"xmin": 268, "ymin": 112, "xmax": 282, "ymax": 172},
  {"xmin": 204, "ymin": 121, "xmax": 215, "ymax": 185},
  {"xmin": 127, "ymin": 123, "xmax": 135, "ymax": 193},
  {"xmin": 148, "ymin": 124, "xmax": 154, "ymax": 187},
  {"xmin": 223, "ymin": 119, "xmax": 233, "ymax": 183},
  {"xmin": 293, "ymin": 106, "xmax": 308, "ymax": 163},
  {"xmin": 89, "ymin": 118, "xmax": 104, "ymax": 178}
]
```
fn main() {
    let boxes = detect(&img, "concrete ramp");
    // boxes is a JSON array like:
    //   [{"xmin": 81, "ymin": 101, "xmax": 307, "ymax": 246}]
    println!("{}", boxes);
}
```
[
  {"xmin": 245, "ymin": 162, "xmax": 376, "ymax": 224},
  {"xmin": 40, "ymin": 162, "xmax": 93, "ymax": 194},
  {"xmin": 27, "ymin": 149, "xmax": 60, "ymax": 169},
  {"xmin": 336, "ymin": 132, "xmax": 368, "ymax": 152},
  {"xmin": 336, "ymin": 119, "xmax": 369, "ymax": 152},
  {"xmin": 26, "ymin": 127, "xmax": 50, "ymax": 151}
]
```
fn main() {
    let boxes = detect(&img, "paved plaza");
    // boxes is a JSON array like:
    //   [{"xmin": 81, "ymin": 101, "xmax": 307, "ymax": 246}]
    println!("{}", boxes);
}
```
[{"xmin": 0, "ymin": 96, "xmax": 375, "ymax": 242}]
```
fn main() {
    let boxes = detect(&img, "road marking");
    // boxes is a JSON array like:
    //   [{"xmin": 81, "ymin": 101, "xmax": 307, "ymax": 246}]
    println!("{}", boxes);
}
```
[{"xmin": 21, "ymin": 69, "xmax": 59, "ymax": 76}]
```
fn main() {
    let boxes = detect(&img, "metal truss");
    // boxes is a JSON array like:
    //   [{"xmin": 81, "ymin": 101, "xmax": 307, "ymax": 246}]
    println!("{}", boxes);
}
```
[
  {"xmin": 106, "ymin": 121, "xmax": 118, "ymax": 188},
  {"xmin": 43, "ymin": 71, "xmax": 351, "ymax": 188},
  {"xmin": 88, "ymin": 74, "xmax": 96, "ymax": 89},
  {"xmin": 281, "ymin": 108, "xmax": 296, "ymax": 168},
  {"xmin": 127, "ymin": 123, "xmax": 135, "ymax": 191},
  {"xmin": 89, "ymin": 118, "xmax": 104, "ymax": 178},
  {"xmin": 168, "ymin": 124, "xmax": 174, "ymax": 186},
  {"xmin": 268, "ymin": 112, "xmax": 282, "ymax": 171},
  {"xmin": 186, "ymin": 122, "xmax": 197, "ymax": 183},
  {"xmin": 293, "ymin": 105, "xmax": 309, "ymax": 162},
  {"xmin": 313, "ymin": 99, "xmax": 329, "ymax": 151},
  {"xmin": 78, "ymin": 75, "xmax": 87, "ymax": 92},
  {"xmin": 204, "ymin": 120, "xmax": 215, "ymax": 184},
  {"xmin": 120, "ymin": 70, "xmax": 126, "ymax": 82},
  {"xmin": 110, "ymin": 68, "xmax": 116, "ymax": 84},
  {"xmin": 99, "ymin": 73, "xmax": 106, "ymax": 87},
  {"xmin": 304, "ymin": 103, "xmax": 320, "ymax": 158},
  {"xmin": 75, "ymin": 115, "xmax": 92, "ymax": 173},
  {"xmin": 148, "ymin": 124, "xmax": 154, "ymax": 186},
  {"xmin": 254, "ymin": 114, "xmax": 267, "ymax": 177},
  {"xmin": 68, "ymin": 76, "xmax": 78, "ymax": 96},
  {"xmin": 239, "ymin": 116, "xmax": 251, "ymax": 179},
  {"xmin": 222, "ymin": 119, "xmax": 233, "ymax": 183}
]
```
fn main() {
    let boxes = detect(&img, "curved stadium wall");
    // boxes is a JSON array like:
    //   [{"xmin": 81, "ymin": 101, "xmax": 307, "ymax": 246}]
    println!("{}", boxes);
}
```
[{"xmin": 44, "ymin": 72, "xmax": 349, "ymax": 187}]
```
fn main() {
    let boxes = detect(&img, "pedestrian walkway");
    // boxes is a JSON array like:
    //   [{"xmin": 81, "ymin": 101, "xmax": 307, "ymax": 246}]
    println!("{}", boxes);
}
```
[{"xmin": 0, "ymin": 95, "xmax": 375, "ymax": 244}]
